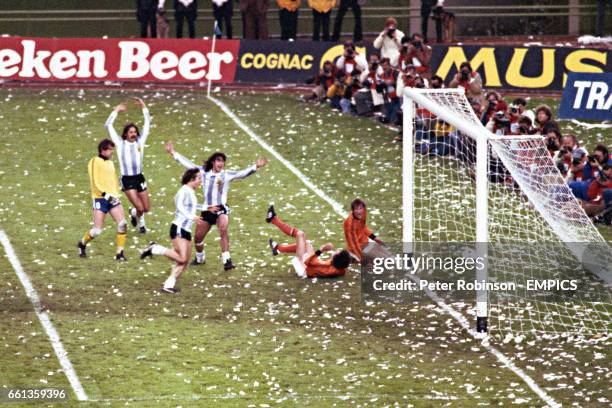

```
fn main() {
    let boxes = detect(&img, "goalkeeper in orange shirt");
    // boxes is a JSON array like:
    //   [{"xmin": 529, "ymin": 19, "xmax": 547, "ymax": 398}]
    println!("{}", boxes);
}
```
[
  {"xmin": 266, "ymin": 205, "xmax": 351, "ymax": 279},
  {"xmin": 77, "ymin": 139, "xmax": 128, "ymax": 260},
  {"xmin": 343, "ymin": 198, "xmax": 384, "ymax": 263}
]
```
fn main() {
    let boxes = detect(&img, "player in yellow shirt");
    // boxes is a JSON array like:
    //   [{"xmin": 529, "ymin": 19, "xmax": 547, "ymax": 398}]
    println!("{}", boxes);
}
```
[{"xmin": 77, "ymin": 139, "xmax": 128, "ymax": 260}]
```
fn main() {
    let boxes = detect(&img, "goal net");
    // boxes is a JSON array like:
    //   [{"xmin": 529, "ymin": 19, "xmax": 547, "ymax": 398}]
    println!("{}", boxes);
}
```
[{"xmin": 402, "ymin": 88, "xmax": 611, "ymax": 336}]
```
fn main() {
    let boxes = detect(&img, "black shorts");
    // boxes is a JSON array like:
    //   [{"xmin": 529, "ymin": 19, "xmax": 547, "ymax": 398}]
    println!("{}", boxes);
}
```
[
  {"xmin": 201, "ymin": 205, "xmax": 230, "ymax": 225},
  {"xmin": 170, "ymin": 224, "xmax": 192, "ymax": 241},
  {"xmin": 121, "ymin": 174, "xmax": 147, "ymax": 192}
]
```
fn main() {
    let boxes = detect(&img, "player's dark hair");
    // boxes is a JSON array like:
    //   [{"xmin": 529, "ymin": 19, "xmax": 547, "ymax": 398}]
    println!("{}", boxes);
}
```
[
  {"xmin": 98, "ymin": 139, "xmax": 115, "ymax": 153},
  {"xmin": 331, "ymin": 250, "xmax": 351, "ymax": 270},
  {"xmin": 351, "ymin": 198, "xmax": 366, "ymax": 210},
  {"xmin": 121, "ymin": 123, "xmax": 140, "ymax": 140},
  {"xmin": 512, "ymin": 97, "xmax": 527, "ymax": 107},
  {"xmin": 204, "ymin": 152, "xmax": 227, "ymax": 172},
  {"xmin": 181, "ymin": 168, "xmax": 200, "ymax": 185}
]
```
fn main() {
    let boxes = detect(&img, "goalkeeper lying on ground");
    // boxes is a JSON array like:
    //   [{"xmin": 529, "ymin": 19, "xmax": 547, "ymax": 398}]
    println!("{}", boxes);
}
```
[{"xmin": 265, "ymin": 205, "xmax": 351, "ymax": 278}]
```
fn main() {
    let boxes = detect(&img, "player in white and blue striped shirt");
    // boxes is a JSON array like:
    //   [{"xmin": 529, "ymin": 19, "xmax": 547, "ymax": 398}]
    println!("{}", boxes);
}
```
[
  {"xmin": 140, "ymin": 168, "xmax": 204, "ymax": 294},
  {"xmin": 105, "ymin": 97, "xmax": 151, "ymax": 233},
  {"xmin": 165, "ymin": 141, "xmax": 268, "ymax": 270}
]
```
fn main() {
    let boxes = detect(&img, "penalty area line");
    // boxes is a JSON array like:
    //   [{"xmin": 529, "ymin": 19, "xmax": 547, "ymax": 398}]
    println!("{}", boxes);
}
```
[
  {"xmin": 0, "ymin": 230, "xmax": 88, "ymax": 401},
  {"xmin": 209, "ymin": 96, "xmax": 561, "ymax": 408}
]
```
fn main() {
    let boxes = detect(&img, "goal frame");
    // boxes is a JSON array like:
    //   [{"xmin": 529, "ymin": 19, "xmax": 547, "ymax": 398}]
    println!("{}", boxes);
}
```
[{"xmin": 402, "ymin": 87, "xmax": 550, "ymax": 333}]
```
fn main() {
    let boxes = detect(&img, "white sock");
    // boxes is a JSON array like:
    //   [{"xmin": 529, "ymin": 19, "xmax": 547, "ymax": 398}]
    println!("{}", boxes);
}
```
[
  {"xmin": 222, "ymin": 251, "xmax": 231, "ymax": 263},
  {"xmin": 130, "ymin": 207, "xmax": 137, "ymax": 218},
  {"xmin": 164, "ymin": 275, "xmax": 176, "ymax": 289},
  {"xmin": 196, "ymin": 251, "xmax": 205, "ymax": 263},
  {"xmin": 152, "ymin": 244, "xmax": 166, "ymax": 256},
  {"xmin": 139, "ymin": 215, "xmax": 145, "ymax": 228}
]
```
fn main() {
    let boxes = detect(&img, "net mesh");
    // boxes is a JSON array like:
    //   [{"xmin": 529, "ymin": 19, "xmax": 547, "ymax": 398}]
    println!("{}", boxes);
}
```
[{"xmin": 405, "ymin": 89, "xmax": 612, "ymax": 336}]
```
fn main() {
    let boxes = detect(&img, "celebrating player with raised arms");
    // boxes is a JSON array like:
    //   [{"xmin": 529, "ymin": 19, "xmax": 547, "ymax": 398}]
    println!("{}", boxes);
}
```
[
  {"xmin": 104, "ymin": 97, "xmax": 151, "ymax": 233},
  {"xmin": 165, "ymin": 141, "xmax": 268, "ymax": 270},
  {"xmin": 140, "ymin": 168, "xmax": 204, "ymax": 293},
  {"xmin": 77, "ymin": 139, "xmax": 128, "ymax": 260}
]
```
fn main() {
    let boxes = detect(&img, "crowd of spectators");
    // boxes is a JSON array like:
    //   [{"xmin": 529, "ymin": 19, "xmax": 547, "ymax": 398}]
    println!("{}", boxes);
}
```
[
  {"xmin": 303, "ymin": 18, "xmax": 611, "ymax": 226},
  {"xmin": 136, "ymin": 1, "xmax": 447, "ymax": 42},
  {"xmin": 136, "ymin": 0, "xmax": 366, "ymax": 41}
]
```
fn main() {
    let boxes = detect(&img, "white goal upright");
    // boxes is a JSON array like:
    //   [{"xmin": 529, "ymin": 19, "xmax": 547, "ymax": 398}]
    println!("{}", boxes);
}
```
[{"xmin": 402, "ymin": 87, "xmax": 611, "ymax": 335}]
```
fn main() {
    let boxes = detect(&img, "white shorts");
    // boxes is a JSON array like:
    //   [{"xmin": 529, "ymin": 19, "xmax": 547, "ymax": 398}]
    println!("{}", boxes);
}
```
[{"xmin": 291, "ymin": 253, "xmax": 309, "ymax": 279}]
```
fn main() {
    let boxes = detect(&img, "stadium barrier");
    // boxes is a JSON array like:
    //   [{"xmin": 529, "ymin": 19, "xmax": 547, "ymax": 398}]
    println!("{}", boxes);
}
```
[{"xmin": 1, "ymin": 36, "xmax": 610, "ymax": 92}]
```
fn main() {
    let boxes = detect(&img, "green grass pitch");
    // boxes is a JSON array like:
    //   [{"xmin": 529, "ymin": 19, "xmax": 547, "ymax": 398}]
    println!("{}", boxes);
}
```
[{"xmin": 0, "ymin": 88, "xmax": 610, "ymax": 406}]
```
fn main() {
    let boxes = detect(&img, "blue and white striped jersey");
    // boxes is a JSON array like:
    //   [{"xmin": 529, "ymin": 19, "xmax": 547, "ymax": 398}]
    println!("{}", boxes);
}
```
[
  {"xmin": 104, "ymin": 108, "xmax": 151, "ymax": 177},
  {"xmin": 173, "ymin": 152, "xmax": 257, "ymax": 208},
  {"xmin": 172, "ymin": 184, "xmax": 198, "ymax": 231}
]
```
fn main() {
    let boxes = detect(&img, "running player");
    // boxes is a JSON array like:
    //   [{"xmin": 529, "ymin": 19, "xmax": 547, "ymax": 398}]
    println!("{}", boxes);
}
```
[
  {"xmin": 165, "ymin": 141, "xmax": 268, "ymax": 271},
  {"xmin": 77, "ymin": 139, "xmax": 128, "ymax": 260},
  {"xmin": 104, "ymin": 97, "xmax": 151, "ymax": 233},
  {"xmin": 140, "ymin": 168, "xmax": 204, "ymax": 293},
  {"xmin": 266, "ymin": 205, "xmax": 351, "ymax": 278}
]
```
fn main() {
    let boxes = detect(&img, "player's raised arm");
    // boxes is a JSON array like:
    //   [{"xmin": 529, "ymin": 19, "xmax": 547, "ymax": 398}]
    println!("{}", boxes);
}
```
[
  {"xmin": 104, "ymin": 102, "xmax": 127, "ymax": 145},
  {"xmin": 227, "ymin": 157, "xmax": 268, "ymax": 181},
  {"xmin": 165, "ymin": 141, "xmax": 199, "ymax": 169},
  {"xmin": 133, "ymin": 97, "xmax": 151, "ymax": 145}
]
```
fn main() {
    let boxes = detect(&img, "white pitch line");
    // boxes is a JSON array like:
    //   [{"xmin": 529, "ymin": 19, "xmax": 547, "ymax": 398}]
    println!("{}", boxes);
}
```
[
  {"xmin": 207, "ymin": 95, "xmax": 348, "ymax": 218},
  {"xmin": 0, "ymin": 230, "xmax": 88, "ymax": 401},
  {"xmin": 208, "ymin": 96, "xmax": 561, "ymax": 408}
]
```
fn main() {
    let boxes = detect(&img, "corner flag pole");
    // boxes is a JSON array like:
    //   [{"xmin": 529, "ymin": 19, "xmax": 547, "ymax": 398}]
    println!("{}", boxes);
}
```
[{"xmin": 207, "ymin": 21, "xmax": 219, "ymax": 98}]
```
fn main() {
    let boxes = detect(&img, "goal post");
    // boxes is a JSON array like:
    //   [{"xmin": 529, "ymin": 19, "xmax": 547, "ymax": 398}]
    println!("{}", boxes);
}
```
[{"xmin": 402, "ymin": 87, "xmax": 612, "ymax": 336}]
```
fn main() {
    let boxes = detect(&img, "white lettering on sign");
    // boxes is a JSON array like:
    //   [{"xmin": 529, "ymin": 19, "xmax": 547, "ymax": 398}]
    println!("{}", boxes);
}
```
[
  {"xmin": 117, "ymin": 41, "xmax": 234, "ymax": 81},
  {"xmin": 0, "ymin": 39, "xmax": 232, "ymax": 81},
  {"xmin": 572, "ymin": 80, "xmax": 612, "ymax": 111}
]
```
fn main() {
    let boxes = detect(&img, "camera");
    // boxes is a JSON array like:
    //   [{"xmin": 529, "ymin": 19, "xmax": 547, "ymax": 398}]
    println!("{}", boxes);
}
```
[
  {"xmin": 412, "ymin": 40, "xmax": 422, "ymax": 49},
  {"xmin": 370, "ymin": 61, "xmax": 379, "ymax": 70},
  {"xmin": 346, "ymin": 48, "xmax": 354, "ymax": 58},
  {"xmin": 387, "ymin": 28, "xmax": 396, "ymax": 37},
  {"xmin": 460, "ymin": 70, "xmax": 469, "ymax": 81},
  {"xmin": 510, "ymin": 106, "xmax": 518, "ymax": 114},
  {"xmin": 545, "ymin": 137, "xmax": 559, "ymax": 150},
  {"xmin": 572, "ymin": 157, "xmax": 582, "ymax": 166},
  {"xmin": 487, "ymin": 99, "xmax": 497, "ymax": 109},
  {"xmin": 588, "ymin": 155, "xmax": 598, "ymax": 164}
]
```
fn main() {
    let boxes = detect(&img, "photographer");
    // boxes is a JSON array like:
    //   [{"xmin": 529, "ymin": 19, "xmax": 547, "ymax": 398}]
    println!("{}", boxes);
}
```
[
  {"xmin": 357, "ymin": 54, "xmax": 384, "ymax": 116},
  {"xmin": 401, "ymin": 33, "xmax": 432, "ymax": 78},
  {"xmin": 507, "ymin": 103, "xmax": 521, "ymax": 134},
  {"xmin": 573, "ymin": 164, "xmax": 612, "ymax": 218},
  {"xmin": 561, "ymin": 134, "xmax": 588, "ymax": 181},
  {"xmin": 511, "ymin": 97, "xmax": 534, "ymax": 122},
  {"xmin": 583, "ymin": 144, "xmax": 612, "ymax": 180},
  {"xmin": 326, "ymin": 72, "xmax": 347, "ymax": 111},
  {"xmin": 534, "ymin": 104, "xmax": 559, "ymax": 135},
  {"xmin": 336, "ymin": 41, "xmax": 368, "ymax": 76},
  {"xmin": 449, "ymin": 61, "xmax": 482, "ymax": 104},
  {"xmin": 378, "ymin": 60, "xmax": 400, "ymax": 124},
  {"xmin": 373, "ymin": 18, "xmax": 405, "ymax": 67},
  {"xmin": 544, "ymin": 128, "xmax": 562, "ymax": 156},
  {"xmin": 480, "ymin": 91, "xmax": 501, "ymax": 125},
  {"xmin": 485, "ymin": 101, "xmax": 512, "ymax": 136},
  {"xmin": 430, "ymin": 75, "xmax": 444, "ymax": 89},
  {"xmin": 307, "ymin": 60, "xmax": 336, "ymax": 102}
]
